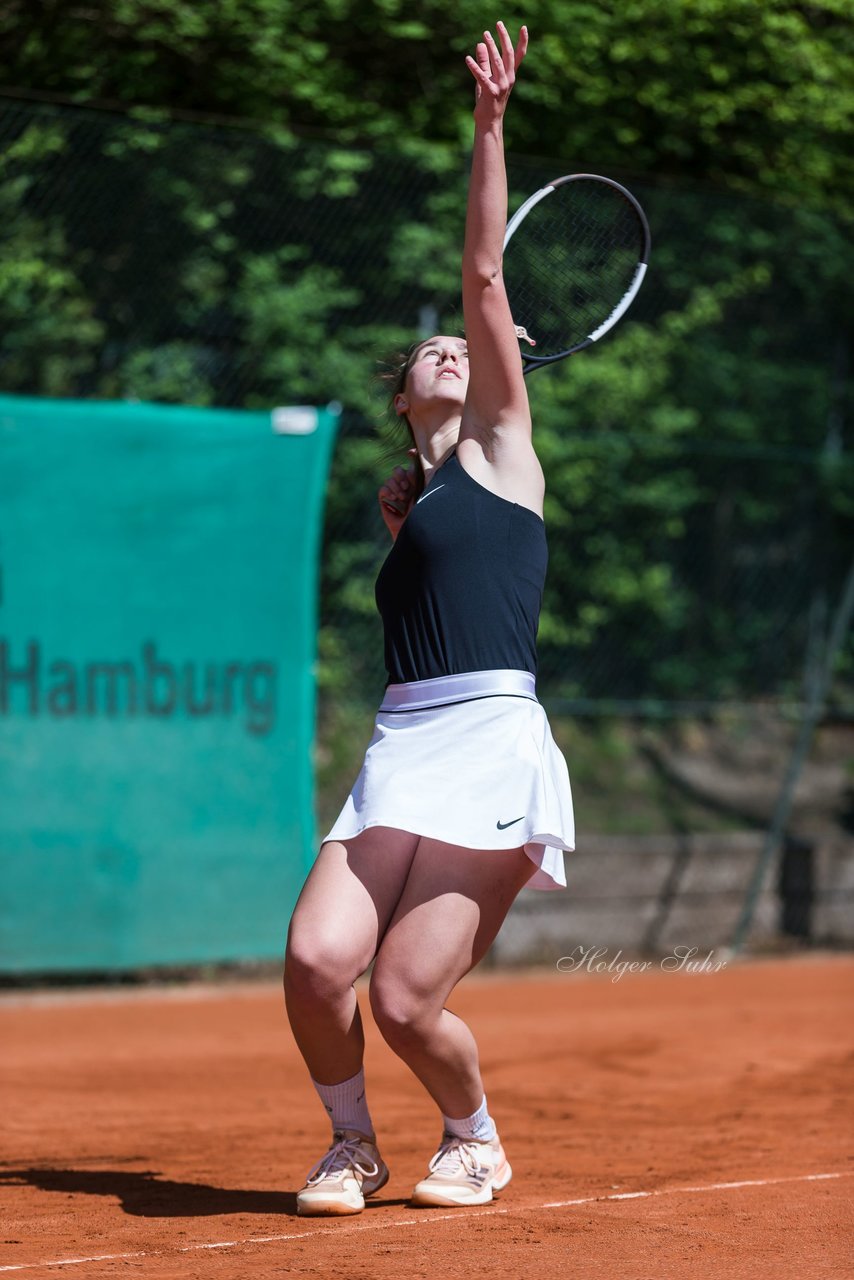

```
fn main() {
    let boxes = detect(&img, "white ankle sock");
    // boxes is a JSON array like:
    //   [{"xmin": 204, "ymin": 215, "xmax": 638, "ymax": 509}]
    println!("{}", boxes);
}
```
[
  {"xmin": 442, "ymin": 1094, "xmax": 497, "ymax": 1142},
  {"xmin": 311, "ymin": 1067, "xmax": 374, "ymax": 1140}
]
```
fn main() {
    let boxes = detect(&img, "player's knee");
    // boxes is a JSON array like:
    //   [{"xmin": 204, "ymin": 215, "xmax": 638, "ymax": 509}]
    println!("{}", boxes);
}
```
[
  {"xmin": 284, "ymin": 924, "xmax": 364, "ymax": 1004},
  {"xmin": 368, "ymin": 970, "xmax": 432, "ymax": 1047}
]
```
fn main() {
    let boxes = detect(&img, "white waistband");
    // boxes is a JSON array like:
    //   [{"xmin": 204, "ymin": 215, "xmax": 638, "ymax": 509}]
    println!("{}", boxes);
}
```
[{"xmin": 380, "ymin": 669, "xmax": 536, "ymax": 712}]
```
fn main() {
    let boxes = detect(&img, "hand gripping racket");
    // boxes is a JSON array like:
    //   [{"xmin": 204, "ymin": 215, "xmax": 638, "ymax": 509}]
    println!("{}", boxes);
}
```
[{"xmin": 502, "ymin": 173, "xmax": 651, "ymax": 374}]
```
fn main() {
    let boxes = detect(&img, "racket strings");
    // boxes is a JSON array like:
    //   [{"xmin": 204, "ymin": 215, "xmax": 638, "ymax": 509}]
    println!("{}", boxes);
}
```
[{"xmin": 504, "ymin": 180, "xmax": 644, "ymax": 357}]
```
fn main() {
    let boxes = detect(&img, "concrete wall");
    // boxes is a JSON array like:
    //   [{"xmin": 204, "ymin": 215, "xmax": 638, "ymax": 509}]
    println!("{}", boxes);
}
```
[{"xmin": 492, "ymin": 832, "xmax": 854, "ymax": 966}]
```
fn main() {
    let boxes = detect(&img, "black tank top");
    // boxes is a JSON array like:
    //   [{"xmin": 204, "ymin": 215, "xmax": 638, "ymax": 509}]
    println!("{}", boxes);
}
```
[{"xmin": 375, "ymin": 452, "xmax": 548, "ymax": 684}]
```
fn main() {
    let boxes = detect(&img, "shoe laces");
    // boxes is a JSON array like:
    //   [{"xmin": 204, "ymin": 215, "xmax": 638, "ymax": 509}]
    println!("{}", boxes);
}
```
[
  {"xmin": 305, "ymin": 1132, "xmax": 379, "ymax": 1185},
  {"xmin": 428, "ymin": 1133, "xmax": 490, "ymax": 1179}
]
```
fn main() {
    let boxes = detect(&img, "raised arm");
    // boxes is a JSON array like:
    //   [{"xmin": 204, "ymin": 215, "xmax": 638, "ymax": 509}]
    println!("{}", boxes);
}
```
[{"xmin": 460, "ymin": 22, "xmax": 531, "ymax": 448}]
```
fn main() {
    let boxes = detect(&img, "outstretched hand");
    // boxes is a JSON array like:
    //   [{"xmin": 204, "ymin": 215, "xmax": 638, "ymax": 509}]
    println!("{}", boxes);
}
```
[{"xmin": 465, "ymin": 20, "xmax": 528, "ymax": 124}]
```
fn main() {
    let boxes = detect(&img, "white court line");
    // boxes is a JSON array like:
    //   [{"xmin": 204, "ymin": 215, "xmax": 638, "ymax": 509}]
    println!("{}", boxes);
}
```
[{"xmin": 0, "ymin": 1169, "xmax": 850, "ymax": 1272}]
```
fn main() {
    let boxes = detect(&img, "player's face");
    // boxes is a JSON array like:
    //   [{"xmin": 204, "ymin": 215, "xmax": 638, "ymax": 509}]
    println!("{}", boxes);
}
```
[{"xmin": 399, "ymin": 336, "xmax": 469, "ymax": 416}]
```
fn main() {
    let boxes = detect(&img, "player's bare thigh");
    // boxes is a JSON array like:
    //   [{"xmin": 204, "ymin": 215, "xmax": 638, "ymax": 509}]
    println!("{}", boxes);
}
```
[
  {"xmin": 370, "ymin": 837, "xmax": 536, "ymax": 1019},
  {"xmin": 285, "ymin": 827, "xmax": 420, "ymax": 985}
]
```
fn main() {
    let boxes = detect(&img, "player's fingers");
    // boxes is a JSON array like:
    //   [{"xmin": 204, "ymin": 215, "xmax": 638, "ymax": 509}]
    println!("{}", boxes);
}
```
[
  {"xmin": 496, "ymin": 20, "xmax": 515, "ymax": 73},
  {"xmin": 514, "ymin": 24, "xmax": 529, "ymax": 68},
  {"xmin": 465, "ymin": 52, "xmax": 492, "ymax": 89},
  {"xmin": 483, "ymin": 30, "xmax": 509, "ymax": 85},
  {"xmin": 385, "ymin": 475, "xmax": 413, "ymax": 504},
  {"xmin": 379, "ymin": 484, "xmax": 404, "ymax": 511}
]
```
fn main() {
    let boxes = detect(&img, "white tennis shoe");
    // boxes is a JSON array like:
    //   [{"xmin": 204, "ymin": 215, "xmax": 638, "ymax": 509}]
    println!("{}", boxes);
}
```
[
  {"xmin": 410, "ymin": 1132, "xmax": 512, "ymax": 1207},
  {"xmin": 296, "ymin": 1128, "xmax": 389, "ymax": 1216}
]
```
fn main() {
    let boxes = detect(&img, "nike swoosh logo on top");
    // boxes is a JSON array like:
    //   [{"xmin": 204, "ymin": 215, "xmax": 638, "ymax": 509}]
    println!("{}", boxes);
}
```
[
  {"xmin": 416, "ymin": 484, "xmax": 445, "ymax": 504},
  {"xmin": 497, "ymin": 816, "xmax": 525, "ymax": 830}
]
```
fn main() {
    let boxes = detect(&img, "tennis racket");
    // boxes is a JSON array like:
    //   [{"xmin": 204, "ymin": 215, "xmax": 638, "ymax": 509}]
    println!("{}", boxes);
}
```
[{"xmin": 502, "ymin": 173, "xmax": 651, "ymax": 374}]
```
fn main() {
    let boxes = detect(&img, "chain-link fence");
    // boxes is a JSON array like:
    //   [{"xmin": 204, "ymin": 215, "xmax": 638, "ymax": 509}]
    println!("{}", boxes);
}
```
[
  {"xmin": 1, "ymin": 96, "xmax": 851, "ymax": 721},
  {"xmin": 3, "ymin": 96, "xmax": 850, "ymax": 706}
]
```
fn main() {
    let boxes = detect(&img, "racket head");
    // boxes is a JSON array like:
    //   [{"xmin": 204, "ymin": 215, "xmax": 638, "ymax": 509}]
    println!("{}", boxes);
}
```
[{"xmin": 502, "ymin": 173, "xmax": 651, "ymax": 373}]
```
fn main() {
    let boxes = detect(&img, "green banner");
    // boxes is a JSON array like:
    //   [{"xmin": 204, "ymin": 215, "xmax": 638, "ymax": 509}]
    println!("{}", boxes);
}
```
[{"xmin": 0, "ymin": 395, "xmax": 338, "ymax": 973}]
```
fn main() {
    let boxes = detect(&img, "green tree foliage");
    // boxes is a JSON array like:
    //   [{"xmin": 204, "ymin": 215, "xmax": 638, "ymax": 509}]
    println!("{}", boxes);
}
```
[{"xmin": 4, "ymin": 0, "xmax": 852, "ymax": 204}]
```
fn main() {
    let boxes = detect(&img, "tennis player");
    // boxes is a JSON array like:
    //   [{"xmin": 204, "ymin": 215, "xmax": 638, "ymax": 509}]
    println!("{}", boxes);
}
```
[{"xmin": 284, "ymin": 19, "xmax": 574, "ymax": 1216}]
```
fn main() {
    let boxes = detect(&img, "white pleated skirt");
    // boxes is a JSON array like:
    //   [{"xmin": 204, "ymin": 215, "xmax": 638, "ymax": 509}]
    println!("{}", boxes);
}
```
[{"xmin": 322, "ymin": 670, "xmax": 574, "ymax": 891}]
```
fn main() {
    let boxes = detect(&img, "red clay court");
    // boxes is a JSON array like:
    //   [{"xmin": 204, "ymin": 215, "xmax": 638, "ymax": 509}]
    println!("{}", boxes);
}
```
[{"xmin": 2, "ymin": 953, "xmax": 852, "ymax": 1279}]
